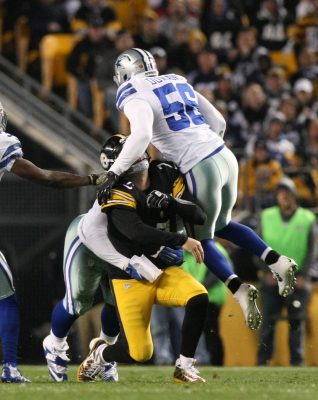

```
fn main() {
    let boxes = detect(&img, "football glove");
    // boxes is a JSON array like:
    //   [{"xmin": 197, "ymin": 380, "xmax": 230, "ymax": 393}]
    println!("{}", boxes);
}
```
[
  {"xmin": 88, "ymin": 173, "xmax": 106, "ymax": 185},
  {"xmin": 97, "ymin": 171, "xmax": 119, "ymax": 205},
  {"xmin": 146, "ymin": 190, "xmax": 173, "ymax": 209},
  {"xmin": 158, "ymin": 246, "xmax": 184, "ymax": 267},
  {"xmin": 125, "ymin": 264, "xmax": 143, "ymax": 280}
]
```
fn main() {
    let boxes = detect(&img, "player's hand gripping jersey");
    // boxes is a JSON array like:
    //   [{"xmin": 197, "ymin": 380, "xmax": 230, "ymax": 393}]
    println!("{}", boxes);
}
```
[
  {"xmin": 0, "ymin": 131, "xmax": 23, "ymax": 181},
  {"xmin": 112, "ymin": 73, "xmax": 225, "ymax": 175},
  {"xmin": 101, "ymin": 161, "xmax": 206, "ymax": 274}
]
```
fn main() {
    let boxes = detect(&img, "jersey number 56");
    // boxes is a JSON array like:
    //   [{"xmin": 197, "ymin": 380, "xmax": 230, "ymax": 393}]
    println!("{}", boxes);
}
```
[{"xmin": 153, "ymin": 82, "xmax": 205, "ymax": 131}]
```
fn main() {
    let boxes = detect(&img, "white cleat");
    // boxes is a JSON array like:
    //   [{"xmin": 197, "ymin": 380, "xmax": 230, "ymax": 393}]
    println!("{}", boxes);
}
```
[
  {"xmin": 234, "ymin": 283, "xmax": 262, "ymax": 330},
  {"xmin": 173, "ymin": 358, "xmax": 205, "ymax": 383},
  {"xmin": 1, "ymin": 363, "xmax": 31, "ymax": 383},
  {"xmin": 89, "ymin": 338, "xmax": 118, "ymax": 382},
  {"xmin": 269, "ymin": 256, "xmax": 297, "ymax": 297},
  {"xmin": 77, "ymin": 339, "xmax": 106, "ymax": 382},
  {"xmin": 43, "ymin": 335, "xmax": 70, "ymax": 382}
]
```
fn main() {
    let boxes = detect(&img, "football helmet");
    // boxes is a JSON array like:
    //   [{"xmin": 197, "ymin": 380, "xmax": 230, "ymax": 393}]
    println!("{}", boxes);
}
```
[
  {"xmin": 100, "ymin": 134, "xmax": 149, "ymax": 174},
  {"xmin": 0, "ymin": 102, "xmax": 8, "ymax": 132},
  {"xmin": 113, "ymin": 48, "xmax": 158, "ymax": 86}
]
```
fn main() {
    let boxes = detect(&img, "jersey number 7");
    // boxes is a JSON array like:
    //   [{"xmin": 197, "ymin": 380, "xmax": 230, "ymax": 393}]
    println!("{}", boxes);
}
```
[{"xmin": 153, "ymin": 82, "xmax": 205, "ymax": 131}]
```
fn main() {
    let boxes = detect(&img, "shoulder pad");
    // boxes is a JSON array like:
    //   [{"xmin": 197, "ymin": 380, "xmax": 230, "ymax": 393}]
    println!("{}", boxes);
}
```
[{"xmin": 101, "ymin": 180, "xmax": 137, "ymax": 211}]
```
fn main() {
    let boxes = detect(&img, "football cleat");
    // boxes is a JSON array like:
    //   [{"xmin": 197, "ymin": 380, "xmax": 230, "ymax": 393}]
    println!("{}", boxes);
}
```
[
  {"xmin": 173, "ymin": 359, "xmax": 205, "ymax": 383},
  {"xmin": 269, "ymin": 256, "xmax": 297, "ymax": 297},
  {"xmin": 43, "ymin": 335, "xmax": 70, "ymax": 382},
  {"xmin": 234, "ymin": 283, "xmax": 262, "ymax": 330},
  {"xmin": 89, "ymin": 337, "xmax": 119, "ymax": 382},
  {"xmin": 77, "ymin": 339, "xmax": 106, "ymax": 382},
  {"xmin": 1, "ymin": 363, "xmax": 31, "ymax": 383}
]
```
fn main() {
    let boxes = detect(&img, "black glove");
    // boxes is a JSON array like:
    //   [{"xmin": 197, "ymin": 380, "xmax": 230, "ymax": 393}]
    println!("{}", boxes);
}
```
[
  {"xmin": 97, "ymin": 171, "xmax": 119, "ymax": 205},
  {"xmin": 146, "ymin": 190, "xmax": 173, "ymax": 209}
]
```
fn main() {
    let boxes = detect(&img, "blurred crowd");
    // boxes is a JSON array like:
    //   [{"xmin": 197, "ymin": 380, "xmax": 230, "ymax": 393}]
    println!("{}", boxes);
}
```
[{"xmin": 1, "ymin": 0, "xmax": 318, "ymax": 212}]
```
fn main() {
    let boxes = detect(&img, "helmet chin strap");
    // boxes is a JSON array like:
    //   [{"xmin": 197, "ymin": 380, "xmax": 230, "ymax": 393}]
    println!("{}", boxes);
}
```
[{"xmin": 127, "ymin": 159, "xmax": 150, "ymax": 175}]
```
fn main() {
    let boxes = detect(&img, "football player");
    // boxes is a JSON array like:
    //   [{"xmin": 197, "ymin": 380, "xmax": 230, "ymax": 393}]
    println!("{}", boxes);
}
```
[
  {"xmin": 44, "ymin": 134, "xmax": 206, "ymax": 383},
  {"xmin": 0, "ymin": 102, "xmax": 101, "ymax": 383},
  {"xmin": 78, "ymin": 134, "xmax": 210, "ymax": 383},
  {"xmin": 97, "ymin": 48, "xmax": 297, "ymax": 326}
]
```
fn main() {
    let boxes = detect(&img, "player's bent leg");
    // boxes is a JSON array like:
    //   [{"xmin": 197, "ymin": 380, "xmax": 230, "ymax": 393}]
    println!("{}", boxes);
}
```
[
  {"xmin": 77, "ymin": 279, "xmax": 155, "ymax": 382},
  {"xmin": 155, "ymin": 267, "xmax": 207, "ymax": 383}
]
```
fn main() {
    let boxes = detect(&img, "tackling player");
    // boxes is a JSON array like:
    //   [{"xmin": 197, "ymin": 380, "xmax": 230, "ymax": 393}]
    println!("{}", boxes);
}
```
[
  {"xmin": 97, "ymin": 48, "xmax": 297, "ymax": 330},
  {"xmin": 0, "ymin": 103, "xmax": 101, "ymax": 383},
  {"xmin": 78, "ymin": 134, "xmax": 210, "ymax": 383},
  {"xmin": 44, "ymin": 134, "xmax": 206, "ymax": 383}
]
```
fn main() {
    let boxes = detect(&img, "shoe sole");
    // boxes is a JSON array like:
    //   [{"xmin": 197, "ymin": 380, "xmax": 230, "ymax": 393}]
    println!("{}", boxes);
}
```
[
  {"xmin": 77, "ymin": 339, "xmax": 105, "ymax": 382},
  {"xmin": 281, "ymin": 264, "xmax": 297, "ymax": 298},
  {"xmin": 173, "ymin": 377, "xmax": 205, "ymax": 383},
  {"xmin": 247, "ymin": 287, "xmax": 262, "ymax": 331}
]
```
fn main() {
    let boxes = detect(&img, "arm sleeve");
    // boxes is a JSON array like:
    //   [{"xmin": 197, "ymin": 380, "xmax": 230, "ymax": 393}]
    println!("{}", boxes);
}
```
[
  {"xmin": 109, "ymin": 208, "xmax": 188, "ymax": 247},
  {"xmin": 169, "ymin": 197, "xmax": 207, "ymax": 225},
  {"xmin": 109, "ymin": 99, "xmax": 154, "ymax": 176},
  {"xmin": 196, "ymin": 91, "xmax": 226, "ymax": 138}
]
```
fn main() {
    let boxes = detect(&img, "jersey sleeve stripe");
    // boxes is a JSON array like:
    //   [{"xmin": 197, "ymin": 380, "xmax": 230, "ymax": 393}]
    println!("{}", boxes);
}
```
[
  {"xmin": 116, "ymin": 82, "xmax": 133, "ymax": 101},
  {"xmin": 172, "ymin": 176, "xmax": 186, "ymax": 199},
  {"xmin": 1, "ymin": 143, "xmax": 22, "ymax": 160},
  {"xmin": 101, "ymin": 189, "xmax": 137, "ymax": 210},
  {"xmin": 0, "ymin": 153, "xmax": 22, "ymax": 169},
  {"xmin": 116, "ymin": 88, "xmax": 137, "ymax": 109},
  {"xmin": 101, "ymin": 198, "xmax": 136, "ymax": 210},
  {"xmin": 111, "ymin": 189, "xmax": 135, "ymax": 202}
]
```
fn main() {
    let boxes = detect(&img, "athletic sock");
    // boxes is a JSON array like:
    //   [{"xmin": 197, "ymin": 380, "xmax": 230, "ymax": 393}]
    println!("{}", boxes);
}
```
[
  {"xmin": 201, "ymin": 239, "xmax": 234, "ymax": 282},
  {"xmin": 178, "ymin": 354, "xmax": 194, "ymax": 369},
  {"xmin": 100, "ymin": 331, "xmax": 119, "ymax": 345},
  {"xmin": 216, "ymin": 221, "xmax": 268, "ymax": 257},
  {"xmin": 226, "ymin": 276, "xmax": 243, "ymax": 294},
  {"xmin": 101, "ymin": 342, "xmax": 135, "ymax": 364},
  {"xmin": 51, "ymin": 300, "xmax": 78, "ymax": 339},
  {"xmin": 180, "ymin": 294, "xmax": 208, "ymax": 358},
  {"xmin": 100, "ymin": 304, "xmax": 120, "ymax": 339},
  {"xmin": 0, "ymin": 294, "xmax": 20, "ymax": 364},
  {"xmin": 263, "ymin": 250, "xmax": 280, "ymax": 265}
]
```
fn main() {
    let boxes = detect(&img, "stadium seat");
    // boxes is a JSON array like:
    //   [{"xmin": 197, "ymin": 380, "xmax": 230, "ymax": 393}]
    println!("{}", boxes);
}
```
[{"xmin": 40, "ymin": 34, "xmax": 81, "ymax": 95}]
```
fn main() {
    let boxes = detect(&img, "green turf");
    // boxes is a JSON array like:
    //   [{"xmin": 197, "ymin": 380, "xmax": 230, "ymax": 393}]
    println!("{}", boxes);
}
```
[{"xmin": 1, "ymin": 366, "xmax": 318, "ymax": 400}]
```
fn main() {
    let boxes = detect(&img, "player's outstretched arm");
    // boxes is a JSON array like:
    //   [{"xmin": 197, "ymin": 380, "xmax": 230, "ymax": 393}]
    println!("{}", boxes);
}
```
[{"xmin": 11, "ymin": 158, "xmax": 98, "ymax": 188}]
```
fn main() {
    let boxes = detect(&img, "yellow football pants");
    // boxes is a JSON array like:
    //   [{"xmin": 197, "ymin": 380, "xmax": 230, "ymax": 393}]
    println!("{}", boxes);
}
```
[{"xmin": 111, "ymin": 266, "xmax": 207, "ymax": 362}]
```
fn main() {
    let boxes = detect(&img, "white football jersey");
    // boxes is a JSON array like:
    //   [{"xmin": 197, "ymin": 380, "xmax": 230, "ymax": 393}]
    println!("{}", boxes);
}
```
[
  {"xmin": 77, "ymin": 200, "xmax": 129, "ymax": 270},
  {"xmin": 116, "ymin": 73, "xmax": 224, "ymax": 173},
  {"xmin": 0, "ymin": 131, "xmax": 23, "ymax": 181}
]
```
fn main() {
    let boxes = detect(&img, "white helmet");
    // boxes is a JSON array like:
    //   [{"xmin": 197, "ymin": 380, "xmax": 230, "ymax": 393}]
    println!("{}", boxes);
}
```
[
  {"xmin": 0, "ymin": 102, "xmax": 8, "ymax": 132},
  {"xmin": 113, "ymin": 48, "xmax": 159, "ymax": 86}
]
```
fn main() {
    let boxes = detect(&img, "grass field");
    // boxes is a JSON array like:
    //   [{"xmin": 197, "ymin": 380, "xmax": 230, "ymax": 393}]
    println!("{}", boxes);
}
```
[{"xmin": 1, "ymin": 366, "xmax": 318, "ymax": 400}]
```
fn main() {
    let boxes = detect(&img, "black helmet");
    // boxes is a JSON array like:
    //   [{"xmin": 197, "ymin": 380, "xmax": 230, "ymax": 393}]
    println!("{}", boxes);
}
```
[{"xmin": 100, "ymin": 134, "xmax": 127, "ymax": 171}]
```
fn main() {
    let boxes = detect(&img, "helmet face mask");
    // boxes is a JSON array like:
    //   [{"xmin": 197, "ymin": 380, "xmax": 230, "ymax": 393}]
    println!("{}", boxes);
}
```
[
  {"xmin": 0, "ymin": 102, "xmax": 8, "ymax": 132},
  {"xmin": 113, "ymin": 48, "xmax": 159, "ymax": 86}
]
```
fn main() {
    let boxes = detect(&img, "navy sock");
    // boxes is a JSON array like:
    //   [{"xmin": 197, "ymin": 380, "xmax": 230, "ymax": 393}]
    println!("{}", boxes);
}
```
[
  {"xmin": 101, "ymin": 304, "xmax": 120, "ymax": 337},
  {"xmin": 0, "ymin": 294, "xmax": 20, "ymax": 364},
  {"xmin": 216, "ymin": 221, "xmax": 268, "ymax": 258},
  {"xmin": 51, "ymin": 301, "xmax": 78, "ymax": 338},
  {"xmin": 201, "ymin": 239, "xmax": 234, "ymax": 282}
]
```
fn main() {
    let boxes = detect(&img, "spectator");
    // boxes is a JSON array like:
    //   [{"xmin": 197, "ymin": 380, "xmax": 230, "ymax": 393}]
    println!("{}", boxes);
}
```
[
  {"xmin": 134, "ymin": 9, "xmax": 170, "ymax": 50},
  {"xmin": 279, "ymin": 95, "xmax": 302, "ymax": 146},
  {"xmin": 231, "ymin": 83, "xmax": 270, "ymax": 151},
  {"xmin": 66, "ymin": 17, "xmax": 112, "ymax": 118},
  {"xmin": 248, "ymin": 46, "xmax": 273, "ymax": 86},
  {"xmin": 168, "ymin": 28, "xmax": 207, "ymax": 74},
  {"xmin": 258, "ymin": 177, "xmax": 316, "ymax": 366},
  {"xmin": 238, "ymin": 139, "xmax": 283, "ymax": 210},
  {"xmin": 71, "ymin": 0, "xmax": 117, "ymax": 34},
  {"xmin": 159, "ymin": 0, "xmax": 199, "ymax": 41},
  {"xmin": 293, "ymin": 78, "xmax": 318, "ymax": 124},
  {"xmin": 229, "ymin": 27, "xmax": 260, "ymax": 89},
  {"xmin": 201, "ymin": 0, "xmax": 242, "ymax": 54},
  {"xmin": 253, "ymin": 0, "xmax": 292, "ymax": 51},
  {"xmin": 305, "ymin": 117, "xmax": 318, "ymax": 160},
  {"xmin": 264, "ymin": 66, "xmax": 290, "ymax": 109},
  {"xmin": 187, "ymin": 47, "xmax": 219, "ymax": 91},
  {"xmin": 213, "ymin": 69, "xmax": 240, "ymax": 116},
  {"xmin": 28, "ymin": 0, "xmax": 70, "ymax": 51},
  {"xmin": 95, "ymin": 29, "xmax": 134, "ymax": 132},
  {"xmin": 292, "ymin": 47, "xmax": 318, "ymax": 84},
  {"xmin": 292, "ymin": 0, "xmax": 318, "ymax": 52},
  {"xmin": 264, "ymin": 112, "xmax": 295, "ymax": 166},
  {"xmin": 150, "ymin": 47, "xmax": 170, "ymax": 74}
]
